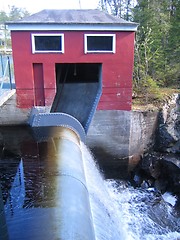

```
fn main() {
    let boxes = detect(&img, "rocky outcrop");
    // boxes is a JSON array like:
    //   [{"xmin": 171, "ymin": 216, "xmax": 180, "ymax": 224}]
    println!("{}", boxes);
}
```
[
  {"xmin": 130, "ymin": 94, "xmax": 180, "ymax": 214},
  {"xmin": 130, "ymin": 154, "xmax": 180, "ymax": 214},
  {"xmin": 155, "ymin": 94, "xmax": 180, "ymax": 154}
]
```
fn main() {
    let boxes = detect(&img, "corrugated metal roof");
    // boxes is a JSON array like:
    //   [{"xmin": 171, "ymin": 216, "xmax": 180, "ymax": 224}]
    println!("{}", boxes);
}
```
[{"xmin": 9, "ymin": 9, "xmax": 137, "ymax": 26}]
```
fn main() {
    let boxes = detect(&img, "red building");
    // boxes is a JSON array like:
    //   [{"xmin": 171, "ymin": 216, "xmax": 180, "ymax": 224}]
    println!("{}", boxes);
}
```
[{"xmin": 8, "ymin": 9, "xmax": 137, "ymax": 111}]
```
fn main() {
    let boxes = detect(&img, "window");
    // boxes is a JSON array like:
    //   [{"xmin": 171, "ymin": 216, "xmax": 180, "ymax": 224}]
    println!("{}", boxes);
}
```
[
  {"xmin": 32, "ymin": 34, "xmax": 64, "ymax": 53},
  {"xmin": 84, "ymin": 34, "xmax": 116, "ymax": 53}
]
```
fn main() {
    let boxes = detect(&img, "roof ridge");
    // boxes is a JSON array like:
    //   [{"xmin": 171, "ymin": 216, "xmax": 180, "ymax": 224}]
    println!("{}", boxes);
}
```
[{"xmin": 7, "ymin": 9, "xmax": 138, "ymax": 31}]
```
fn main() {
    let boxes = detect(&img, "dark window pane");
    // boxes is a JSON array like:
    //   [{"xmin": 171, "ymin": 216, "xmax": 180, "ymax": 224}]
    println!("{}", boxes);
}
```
[
  {"xmin": 35, "ymin": 36, "xmax": 62, "ymax": 51},
  {"xmin": 87, "ymin": 36, "xmax": 113, "ymax": 51}
]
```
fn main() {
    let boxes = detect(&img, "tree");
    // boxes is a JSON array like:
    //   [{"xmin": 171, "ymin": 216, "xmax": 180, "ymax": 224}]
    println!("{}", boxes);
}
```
[
  {"xmin": 8, "ymin": 5, "xmax": 30, "ymax": 21},
  {"xmin": 0, "ymin": 11, "xmax": 8, "ymax": 23},
  {"xmin": 0, "ymin": 6, "xmax": 30, "ymax": 50},
  {"xmin": 99, "ymin": 0, "xmax": 180, "ymax": 98},
  {"xmin": 165, "ymin": 0, "xmax": 180, "ymax": 84},
  {"xmin": 99, "ymin": 0, "xmax": 136, "ymax": 20},
  {"xmin": 133, "ymin": 0, "xmax": 180, "ymax": 90}
]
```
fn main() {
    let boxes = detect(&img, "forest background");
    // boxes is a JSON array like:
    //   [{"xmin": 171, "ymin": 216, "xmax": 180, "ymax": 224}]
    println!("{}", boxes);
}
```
[{"xmin": 0, "ymin": 0, "xmax": 179, "ymax": 106}]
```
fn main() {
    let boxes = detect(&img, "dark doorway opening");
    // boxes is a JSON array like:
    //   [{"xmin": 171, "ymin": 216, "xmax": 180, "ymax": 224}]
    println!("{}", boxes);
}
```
[
  {"xmin": 51, "ymin": 63, "xmax": 102, "ymax": 132},
  {"xmin": 55, "ymin": 63, "xmax": 100, "ymax": 84}
]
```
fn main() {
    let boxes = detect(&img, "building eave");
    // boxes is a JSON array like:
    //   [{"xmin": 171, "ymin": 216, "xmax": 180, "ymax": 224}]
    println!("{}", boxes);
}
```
[{"xmin": 7, "ymin": 23, "xmax": 138, "ymax": 32}]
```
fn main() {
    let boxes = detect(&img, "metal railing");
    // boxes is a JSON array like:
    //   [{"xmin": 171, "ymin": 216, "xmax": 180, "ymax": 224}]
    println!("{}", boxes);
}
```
[{"xmin": 0, "ymin": 55, "xmax": 14, "ymax": 90}]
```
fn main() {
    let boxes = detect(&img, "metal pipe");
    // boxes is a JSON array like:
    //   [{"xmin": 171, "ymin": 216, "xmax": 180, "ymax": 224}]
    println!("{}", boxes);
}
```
[
  {"xmin": 29, "ymin": 112, "xmax": 95, "ymax": 239},
  {"xmin": 51, "ymin": 127, "xmax": 95, "ymax": 240}
]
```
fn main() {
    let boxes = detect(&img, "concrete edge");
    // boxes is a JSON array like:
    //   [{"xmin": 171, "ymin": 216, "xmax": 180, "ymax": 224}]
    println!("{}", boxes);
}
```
[{"xmin": 0, "ymin": 89, "xmax": 16, "ymax": 107}]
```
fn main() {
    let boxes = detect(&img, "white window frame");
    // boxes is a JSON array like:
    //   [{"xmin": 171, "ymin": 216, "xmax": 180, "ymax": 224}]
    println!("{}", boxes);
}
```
[
  {"xmin": 84, "ymin": 34, "xmax": 116, "ymax": 54},
  {"xmin": 31, "ymin": 33, "xmax": 64, "ymax": 53}
]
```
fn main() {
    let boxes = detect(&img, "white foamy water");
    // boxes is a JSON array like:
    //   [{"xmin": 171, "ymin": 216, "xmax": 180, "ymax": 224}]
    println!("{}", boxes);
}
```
[
  {"xmin": 162, "ymin": 192, "xmax": 177, "ymax": 207},
  {"xmin": 81, "ymin": 143, "xmax": 180, "ymax": 240}
]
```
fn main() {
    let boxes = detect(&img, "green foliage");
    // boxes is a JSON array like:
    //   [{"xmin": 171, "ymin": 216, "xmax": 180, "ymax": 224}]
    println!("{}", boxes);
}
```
[
  {"xmin": 0, "ymin": 6, "xmax": 30, "ymax": 23},
  {"xmin": 8, "ymin": 6, "xmax": 30, "ymax": 21},
  {"xmin": 0, "ymin": 11, "xmax": 9, "ymax": 23},
  {"xmin": 133, "ymin": 0, "xmax": 180, "ymax": 97},
  {"xmin": 99, "ymin": 0, "xmax": 136, "ymax": 20},
  {"xmin": 133, "ymin": 71, "xmax": 163, "ymax": 102},
  {"xmin": 0, "ymin": 6, "xmax": 30, "ymax": 50},
  {"xmin": 142, "ymin": 76, "xmax": 163, "ymax": 102},
  {"xmin": 100, "ymin": 0, "xmax": 180, "ymax": 102}
]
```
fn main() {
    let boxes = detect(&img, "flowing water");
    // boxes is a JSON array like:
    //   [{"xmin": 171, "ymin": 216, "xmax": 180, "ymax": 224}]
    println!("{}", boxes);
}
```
[
  {"xmin": 0, "ymin": 127, "xmax": 180, "ymax": 240},
  {"xmin": 81, "ymin": 143, "xmax": 180, "ymax": 240}
]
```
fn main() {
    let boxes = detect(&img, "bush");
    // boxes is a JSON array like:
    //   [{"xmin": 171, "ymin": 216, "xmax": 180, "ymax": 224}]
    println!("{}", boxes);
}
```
[{"xmin": 133, "ymin": 75, "xmax": 163, "ymax": 103}]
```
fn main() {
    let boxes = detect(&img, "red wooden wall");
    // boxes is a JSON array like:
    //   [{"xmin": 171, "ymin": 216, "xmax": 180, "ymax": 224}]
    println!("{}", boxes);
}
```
[{"xmin": 11, "ymin": 30, "xmax": 135, "ymax": 110}]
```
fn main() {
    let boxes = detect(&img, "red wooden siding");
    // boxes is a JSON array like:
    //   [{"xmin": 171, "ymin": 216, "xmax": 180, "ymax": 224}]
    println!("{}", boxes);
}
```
[{"xmin": 11, "ymin": 31, "xmax": 135, "ymax": 110}]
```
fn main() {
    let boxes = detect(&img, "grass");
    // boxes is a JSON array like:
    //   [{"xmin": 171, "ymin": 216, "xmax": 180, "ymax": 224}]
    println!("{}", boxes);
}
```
[{"xmin": 132, "ymin": 87, "xmax": 180, "ymax": 111}]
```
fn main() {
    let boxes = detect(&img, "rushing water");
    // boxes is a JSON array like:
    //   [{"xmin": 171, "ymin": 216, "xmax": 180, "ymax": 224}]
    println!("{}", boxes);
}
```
[
  {"xmin": 81, "ymin": 143, "xmax": 180, "ymax": 240},
  {"xmin": 0, "ymin": 127, "xmax": 180, "ymax": 240}
]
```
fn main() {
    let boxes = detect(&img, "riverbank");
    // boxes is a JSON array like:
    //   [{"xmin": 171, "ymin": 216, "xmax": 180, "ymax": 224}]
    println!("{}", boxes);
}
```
[{"xmin": 132, "ymin": 87, "xmax": 180, "ymax": 111}]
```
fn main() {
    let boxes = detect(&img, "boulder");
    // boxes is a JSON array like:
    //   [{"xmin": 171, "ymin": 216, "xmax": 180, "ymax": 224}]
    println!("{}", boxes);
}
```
[
  {"xmin": 149, "ymin": 159, "xmax": 180, "ymax": 195},
  {"xmin": 130, "ymin": 154, "xmax": 180, "ymax": 214},
  {"xmin": 155, "ymin": 94, "xmax": 180, "ymax": 153}
]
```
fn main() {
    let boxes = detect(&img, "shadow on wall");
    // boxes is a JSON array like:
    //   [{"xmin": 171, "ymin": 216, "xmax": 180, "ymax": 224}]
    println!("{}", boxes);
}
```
[{"xmin": 89, "ymin": 146, "xmax": 129, "ymax": 179}]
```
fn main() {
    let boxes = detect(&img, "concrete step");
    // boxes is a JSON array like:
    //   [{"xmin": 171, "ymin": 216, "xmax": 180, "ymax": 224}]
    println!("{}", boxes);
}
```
[{"xmin": 0, "ymin": 89, "xmax": 16, "ymax": 107}]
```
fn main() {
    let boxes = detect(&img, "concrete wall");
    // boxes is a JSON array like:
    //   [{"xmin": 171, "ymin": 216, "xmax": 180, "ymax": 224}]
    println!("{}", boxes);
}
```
[
  {"xmin": 129, "ymin": 111, "xmax": 158, "ymax": 155},
  {"xmin": 0, "ymin": 95, "xmax": 158, "ymax": 178},
  {"xmin": 0, "ymin": 94, "xmax": 31, "ymax": 126},
  {"xmin": 87, "ymin": 110, "xmax": 158, "ymax": 178}
]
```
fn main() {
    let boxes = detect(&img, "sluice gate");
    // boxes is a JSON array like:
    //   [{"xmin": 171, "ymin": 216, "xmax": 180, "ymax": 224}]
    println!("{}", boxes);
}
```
[{"xmin": 51, "ymin": 63, "xmax": 102, "ymax": 132}]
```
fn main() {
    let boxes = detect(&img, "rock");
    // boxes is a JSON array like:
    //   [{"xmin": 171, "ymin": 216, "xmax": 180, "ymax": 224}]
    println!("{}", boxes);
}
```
[
  {"xmin": 155, "ymin": 94, "xmax": 180, "ymax": 154},
  {"xmin": 129, "ymin": 154, "xmax": 156, "ymax": 188},
  {"xmin": 149, "ymin": 159, "xmax": 180, "ymax": 195},
  {"xmin": 130, "ymin": 154, "xmax": 180, "ymax": 215}
]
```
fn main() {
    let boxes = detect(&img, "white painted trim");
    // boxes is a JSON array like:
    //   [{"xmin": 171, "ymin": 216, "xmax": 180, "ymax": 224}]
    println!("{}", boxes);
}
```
[
  {"xmin": 84, "ymin": 33, "xmax": 116, "ymax": 54},
  {"xmin": 31, "ymin": 33, "xmax": 64, "ymax": 53},
  {"xmin": 8, "ymin": 24, "xmax": 138, "ymax": 32}
]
